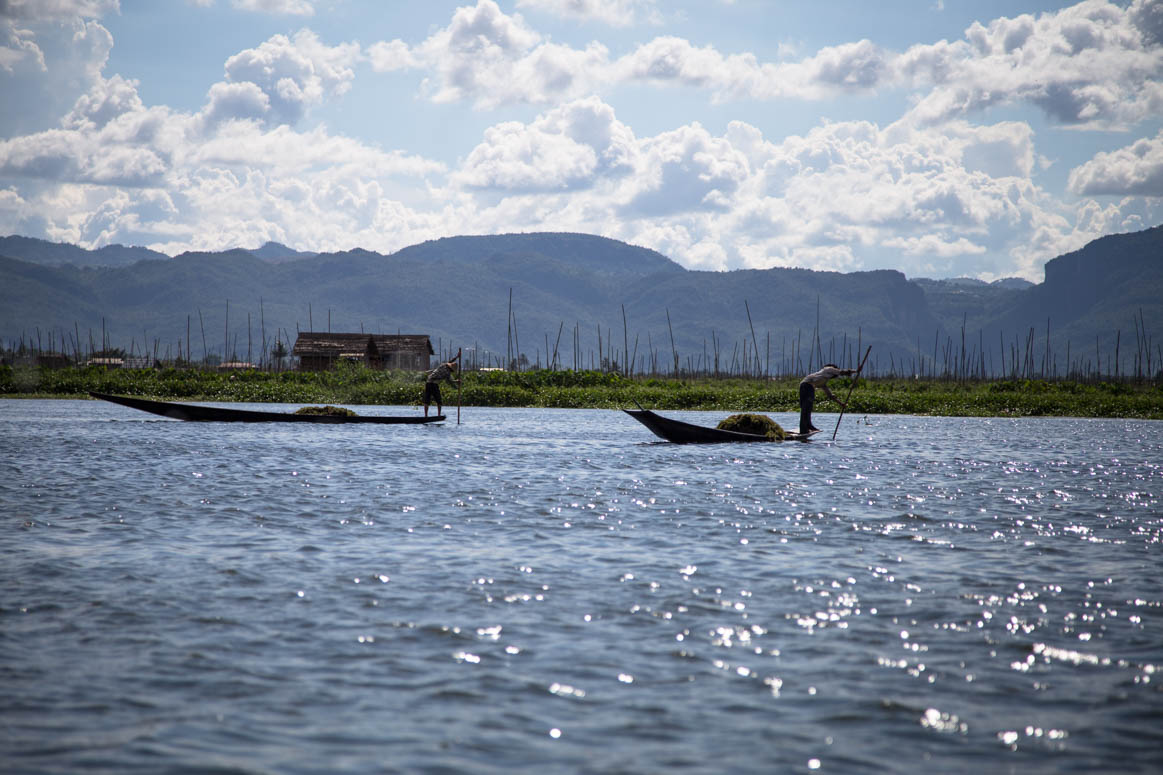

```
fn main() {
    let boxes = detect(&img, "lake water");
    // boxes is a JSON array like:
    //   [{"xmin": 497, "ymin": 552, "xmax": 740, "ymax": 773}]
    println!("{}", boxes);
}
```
[{"xmin": 1, "ymin": 399, "xmax": 1161, "ymax": 774}]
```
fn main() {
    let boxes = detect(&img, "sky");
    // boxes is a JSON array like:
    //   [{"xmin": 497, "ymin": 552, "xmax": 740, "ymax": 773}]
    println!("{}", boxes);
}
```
[{"xmin": 1, "ymin": 0, "xmax": 1161, "ymax": 281}]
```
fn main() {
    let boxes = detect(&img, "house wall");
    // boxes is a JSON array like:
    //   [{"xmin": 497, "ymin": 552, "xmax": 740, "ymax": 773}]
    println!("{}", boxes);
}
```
[
  {"xmin": 299, "ymin": 355, "xmax": 336, "ymax": 372},
  {"xmin": 383, "ymin": 350, "xmax": 429, "ymax": 370},
  {"xmin": 298, "ymin": 348, "xmax": 430, "ymax": 372}
]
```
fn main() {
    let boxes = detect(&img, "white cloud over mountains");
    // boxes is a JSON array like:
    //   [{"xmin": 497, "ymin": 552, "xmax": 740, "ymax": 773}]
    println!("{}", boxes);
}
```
[
  {"xmin": 0, "ymin": 0, "xmax": 1160, "ymax": 281},
  {"xmin": 212, "ymin": 29, "xmax": 359, "ymax": 126},
  {"xmin": 368, "ymin": 0, "xmax": 1163, "ymax": 126},
  {"xmin": 0, "ymin": 0, "xmax": 118, "ymax": 22},
  {"xmin": 1068, "ymin": 130, "xmax": 1163, "ymax": 196},
  {"xmin": 0, "ymin": 1, "xmax": 115, "ymax": 76},
  {"xmin": 903, "ymin": 0, "xmax": 1163, "ymax": 128},
  {"xmin": 456, "ymin": 97, "xmax": 634, "ymax": 190},
  {"xmin": 230, "ymin": 0, "xmax": 316, "ymax": 15},
  {"xmin": 516, "ymin": 0, "xmax": 659, "ymax": 28}
]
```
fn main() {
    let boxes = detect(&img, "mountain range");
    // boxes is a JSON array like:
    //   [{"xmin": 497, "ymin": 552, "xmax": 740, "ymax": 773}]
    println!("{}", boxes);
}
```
[{"xmin": 1, "ymin": 227, "xmax": 1160, "ymax": 377}]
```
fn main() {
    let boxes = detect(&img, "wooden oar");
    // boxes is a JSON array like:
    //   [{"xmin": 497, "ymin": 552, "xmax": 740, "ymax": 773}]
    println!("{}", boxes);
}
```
[
  {"xmin": 832, "ymin": 346, "xmax": 871, "ymax": 441},
  {"xmin": 456, "ymin": 347, "xmax": 462, "ymax": 425}
]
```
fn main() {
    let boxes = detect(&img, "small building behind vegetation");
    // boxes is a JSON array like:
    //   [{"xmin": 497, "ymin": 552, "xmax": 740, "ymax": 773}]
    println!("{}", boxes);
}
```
[
  {"xmin": 291, "ymin": 332, "xmax": 433, "ymax": 372},
  {"xmin": 35, "ymin": 352, "xmax": 72, "ymax": 369},
  {"xmin": 86, "ymin": 356, "xmax": 124, "ymax": 368}
]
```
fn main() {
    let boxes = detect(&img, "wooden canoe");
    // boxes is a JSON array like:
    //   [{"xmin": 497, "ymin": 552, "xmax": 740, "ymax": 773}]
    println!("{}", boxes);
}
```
[
  {"xmin": 89, "ymin": 392, "xmax": 445, "ymax": 424},
  {"xmin": 624, "ymin": 406, "xmax": 818, "ymax": 443}
]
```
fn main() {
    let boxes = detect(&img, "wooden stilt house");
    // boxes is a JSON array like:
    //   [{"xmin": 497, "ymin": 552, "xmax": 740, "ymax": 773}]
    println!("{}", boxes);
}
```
[{"xmin": 291, "ymin": 332, "xmax": 434, "ymax": 372}]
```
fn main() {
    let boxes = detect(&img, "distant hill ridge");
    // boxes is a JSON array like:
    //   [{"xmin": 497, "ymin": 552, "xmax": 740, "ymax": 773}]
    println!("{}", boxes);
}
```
[
  {"xmin": 246, "ymin": 241, "xmax": 319, "ymax": 263},
  {"xmin": 391, "ymin": 233, "xmax": 683, "ymax": 278},
  {"xmin": 0, "ymin": 235, "xmax": 169, "ymax": 268},
  {"xmin": 0, "ymin": 227, "xmax": 1159, "ymax": 375}
]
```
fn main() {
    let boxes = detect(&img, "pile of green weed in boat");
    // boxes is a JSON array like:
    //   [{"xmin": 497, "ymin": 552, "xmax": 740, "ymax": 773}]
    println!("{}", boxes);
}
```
[
  {"xmin": 716, "ymin": 413, "xmax": 786, "ymax": 440},
  {"xmin": 293, "ymin": 405, "xmax": 357, "ymax": 416},
  {"xmin": 2, "ymin": 363, "xmax": 1161, "ymax": 419}
]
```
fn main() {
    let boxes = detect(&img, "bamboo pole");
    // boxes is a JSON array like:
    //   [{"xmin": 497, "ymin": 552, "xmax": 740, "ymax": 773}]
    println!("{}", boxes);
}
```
[
  {"xmin": 745, "ymin": 300, "xmax": 760, "ymax": 376},
  {"xmin": 198, "ymin": 309, "xmax": 207, "ymax": 366},
  {"xmin": 622, "ymin": 305, "xmax": 630, "ymax": 377},
  {"xmin": 832, "ymin": 346, "xmax": 871, "ymax": 441},
  {"xmin": 666, "ymin": 309, "xmax": 678, "ymax": 379},
  {"xmin": 552, "ymin": 321, "xmax": 563, "ymax": 370}
]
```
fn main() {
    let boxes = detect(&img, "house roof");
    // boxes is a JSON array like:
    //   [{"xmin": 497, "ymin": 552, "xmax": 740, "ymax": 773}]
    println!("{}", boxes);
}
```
[{"xmin": 291, "ymin": 332, "xmax": 434, "ymax": 357}]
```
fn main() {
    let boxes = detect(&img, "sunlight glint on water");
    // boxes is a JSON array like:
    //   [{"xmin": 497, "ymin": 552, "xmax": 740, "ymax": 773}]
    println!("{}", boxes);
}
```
[{"xmin": 0, "ymin": 401, "xmax": 1160, "ymax": 773}]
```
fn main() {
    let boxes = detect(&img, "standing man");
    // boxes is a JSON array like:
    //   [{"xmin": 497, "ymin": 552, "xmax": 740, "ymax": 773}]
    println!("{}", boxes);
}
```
[
  {"xmin": 799, "ymin": 364, "xmax": 856, "ymax": 434},
  {"xmin": 423, "ymin": 352, "xmax": 461, "ymax": 417}
]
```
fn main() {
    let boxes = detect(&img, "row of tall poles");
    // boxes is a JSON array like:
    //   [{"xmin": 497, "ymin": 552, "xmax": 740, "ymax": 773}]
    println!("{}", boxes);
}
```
[
  {"xmin": 4, "ymin": 299, "xmax": 1159, "ymax": 383},
  {"xmin": 449, "ymin": 292, "xmax": 1159, "ymax": 382}
]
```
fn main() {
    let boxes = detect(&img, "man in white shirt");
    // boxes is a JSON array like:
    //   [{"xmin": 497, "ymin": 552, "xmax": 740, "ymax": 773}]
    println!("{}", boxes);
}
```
[
  {"xmin": 799, "ymin": 364, "xmax": 856, "ymax": 434},
  {"xmin": 423, "ymin": 353, "xmax": 461, "ymax": 417}
]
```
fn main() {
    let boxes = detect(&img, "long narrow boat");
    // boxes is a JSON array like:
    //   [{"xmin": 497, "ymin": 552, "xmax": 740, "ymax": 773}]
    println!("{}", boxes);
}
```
[
  {"xmin": 89, "ymin": 391, "xmax": 445, "ymax": 424},
  {"xmin": 624, "ymin": 406, "xmax": 818, "ymax": 443}
]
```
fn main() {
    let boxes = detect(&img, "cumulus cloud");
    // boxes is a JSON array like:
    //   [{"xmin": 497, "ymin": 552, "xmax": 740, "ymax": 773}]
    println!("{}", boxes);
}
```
[
  {"xmin": 902, "ymin": 0, "xmax": 1163, "ymax": 127},
  {"xmin": 401, "ymin": 0, "xmax": 611, "ymax": 109},
  {"xmin": 778, "ymin": 39, "xmax": 891, "ymax": 95},
  {"xmin": 0, "ymin": 0, "xmax": 116, "ymax": 71},
  {"xmin": 365, "ymin": 38, "xmax": 415, "ymax": 71},
  {"xmin": 372, "ymin": 3, "xmax": 900, "ymax": 108},
  {"xmin": 231, "ymin": 0, "xmax": 315, "ymax": 15},
  {"xmin": 1068, "ymin": 129, "xmax": 1163, "ymax": 195},
  {"xmin": 0, "ymin": 0, "xmax": 119, "ymax": 21},
  {"xmin": 441, "ymin": 101, "xmax": 1109, "ymax": 279},
  {"xmin": 212, "ymin": 29, "xmax": 360, "ymax": 126},
  {"xmin": 3, "ymin": 0, "xmax": 1160, "ymax": 283},
  {"xmin": 515, "ymin": 0, "xmax": 659, "ymax": 27},
  {"xmin": 2, "ymin": 62, "xmax": 1137, "ymax": 282},
  {"xmin": 1132, "ymin": 0, "xmax": 1163, "ymax": 46},
  {"xmin": 608, "ymin": 36, "xmax": 905, "ymax": 102},
  {"xmin": 456, "ymin": 96, "xmax": 634, "ymax": 190},
  {"xmin": 190, "ymin": 122, "xmax": 443, "ymax": 179},
  {"xmin": 882, "ymin": 235, "xmax": 987, "ymax": 257},
  {"xmin": 621, "ymin": 122, "xmax": 749, "ymax": 217},
  {"xmin": 612, "ymin": 36, "xmax": 764, "ymax": 94},
  {"xmin": 71, "ymin": 17, "xmax": 114, "ymax": 80},
  {"xmin": 616, "ymin": 0, "xmax": 1163, "ymax": 120},
  {"xmin": 0, "ymin": 70, "xmax": 182, "ymax": 188},
  {"xmin": 0, "ymin": 123, "xmax": 168, "ymax": 187},
  {"xmin": 201, "ymin": 81, "xmax": 270, "ymax": 127},
  {"xmin": 0, "ymin": 22, "xmax": 41, "ymax": 71},
  {"xmin": 63, "ymin": 73, "xmax": 144, "ymax": 129},
  {"xmin": 366, "ymin": 0, "xmax": 1162, "ymax": 131},
  {"xmin": 0, "ymin": 25, "xmax": 446, "ymax": 253},
  {"xmin": 1, "ymin": 99, "xmax": 449, "ymax": 253}
]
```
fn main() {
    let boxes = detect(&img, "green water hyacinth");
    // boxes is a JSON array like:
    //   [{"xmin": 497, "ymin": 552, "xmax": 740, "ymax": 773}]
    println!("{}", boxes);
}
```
[
  {"xmin": 293, "ymin": 405, "xmax": 358, "ymax": 416},
  {"xmin": 1, "ymin": 364, "xmax": 1160, "ymax": 419},
  {"xmin": 716, "ymin": 413, "xmax": 787, "ymax": 440}
]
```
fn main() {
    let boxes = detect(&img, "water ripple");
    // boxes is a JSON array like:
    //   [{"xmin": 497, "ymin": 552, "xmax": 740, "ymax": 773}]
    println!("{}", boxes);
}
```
[{"xmin": 1, "ymin": 403, "xmax": 1160, "ymax": 772}]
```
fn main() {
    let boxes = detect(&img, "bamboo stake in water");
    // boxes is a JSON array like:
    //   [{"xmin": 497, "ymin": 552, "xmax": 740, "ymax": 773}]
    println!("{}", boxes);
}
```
[
  {"xmin": 833, "ymin": 346, "xmax": 871, "ymax": 441},
  {"xmin": 666, "ymin": 308, "xmax": 678, "ymax": 379},
  {"xmin": 622, "ymin": 305, "xmax": 629, "ymax": 377}
]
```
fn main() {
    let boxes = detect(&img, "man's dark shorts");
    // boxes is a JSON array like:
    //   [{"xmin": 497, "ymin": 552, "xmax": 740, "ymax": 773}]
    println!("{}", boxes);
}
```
[
  {"xmin": 424, "ymin": 381, "xmax": 442, "ymax": 404},
  {"xmin": 798, "ymin": 381, "xmax": 815, "ymax": 409},
  {"xmin": 798, "ymin": 381, "xmax": 815, "ymax": 433}
]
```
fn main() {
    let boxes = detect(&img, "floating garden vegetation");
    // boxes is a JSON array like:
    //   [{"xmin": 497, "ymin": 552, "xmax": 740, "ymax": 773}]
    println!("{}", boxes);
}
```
[{"xmin": 2, "ymin": 364, "xmax": 1160, "ymax": 419}]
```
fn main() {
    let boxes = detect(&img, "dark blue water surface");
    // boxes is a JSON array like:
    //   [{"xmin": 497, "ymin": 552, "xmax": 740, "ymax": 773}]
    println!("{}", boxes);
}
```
[{"xmin": 1, "ymin": 399, "xmax": 1161, "ymax": 774}]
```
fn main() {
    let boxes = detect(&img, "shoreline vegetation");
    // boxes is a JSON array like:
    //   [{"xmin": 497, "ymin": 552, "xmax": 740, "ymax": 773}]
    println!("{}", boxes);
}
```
[{"xmin": 2, "ymin": 364, "xmax": 1161, "ymax": 419}]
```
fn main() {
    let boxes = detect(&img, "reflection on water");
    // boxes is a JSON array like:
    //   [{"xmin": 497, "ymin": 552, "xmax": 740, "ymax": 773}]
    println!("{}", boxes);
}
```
[{"xmin": 1, "ymin": 401, "xmax": 1160, "ymax": 773}]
